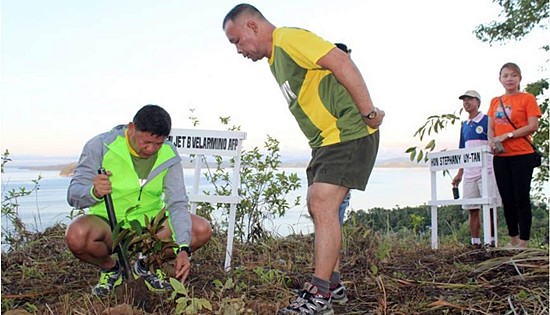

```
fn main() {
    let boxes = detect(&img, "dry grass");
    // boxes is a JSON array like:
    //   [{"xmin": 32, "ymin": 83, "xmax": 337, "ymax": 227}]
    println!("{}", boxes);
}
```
[{"xmin": 1, "ymin": 223, "xmax": 548, "ymax": 315}]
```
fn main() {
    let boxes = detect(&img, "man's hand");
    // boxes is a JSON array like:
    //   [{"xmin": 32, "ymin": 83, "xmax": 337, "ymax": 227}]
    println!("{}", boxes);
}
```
[
  {"xmin": 175, "ymin": 251, "xmax": 191, "ymax": 282},
  {"xmin": 363, "ymin": 107, "xmax": 385, "ymax": 129},
  {"xmin": 93, "ymin": 170, "xmax": 112, "ymax": 199},
  {"xmin": 452, "ymin": 174, "xmax": 462, "ymax": 187},
  {"xmin": 452, "ymin": 169, "xmax": 464, "ymax": 187}
]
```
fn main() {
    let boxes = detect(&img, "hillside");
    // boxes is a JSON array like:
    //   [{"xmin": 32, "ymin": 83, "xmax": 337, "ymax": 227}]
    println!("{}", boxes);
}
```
[{"xmin": 1, "ymin": 223, "xmax": 548, "ymax": 314}]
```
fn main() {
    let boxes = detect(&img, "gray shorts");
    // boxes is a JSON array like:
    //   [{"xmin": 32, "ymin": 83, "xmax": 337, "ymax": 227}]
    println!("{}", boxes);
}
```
[
  {"xmin": 306, "ymin": 132, "xmax": 379, "ymax": 190},
  {"xmin": 462, "ymin": 174, "xmax": 502, "ymax": 210}
]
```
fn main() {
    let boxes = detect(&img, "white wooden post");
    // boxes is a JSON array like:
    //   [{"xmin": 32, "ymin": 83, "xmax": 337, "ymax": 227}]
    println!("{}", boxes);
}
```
[
  {"xmin": 430, "ymin": 167, "xmax": 438, "ymax": 249},
  {"xmin": 169, "ymin": 128, "xmax": 247, "ymax": 271},
  {"xmin": 427, "ymin": 146, "xmax": 498, "ymax": 249}
]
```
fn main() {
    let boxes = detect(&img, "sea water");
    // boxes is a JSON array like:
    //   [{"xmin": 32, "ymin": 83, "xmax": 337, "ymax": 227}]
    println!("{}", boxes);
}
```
[{"xmin": 1, "ymin": 164, "xmax": 455, "ymax": 238}]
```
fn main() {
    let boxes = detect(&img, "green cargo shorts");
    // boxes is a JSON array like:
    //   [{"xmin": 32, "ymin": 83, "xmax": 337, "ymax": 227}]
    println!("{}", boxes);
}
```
[{"xmin": 306, "ymin": 132, "xmax": 380, "ymax": 190}]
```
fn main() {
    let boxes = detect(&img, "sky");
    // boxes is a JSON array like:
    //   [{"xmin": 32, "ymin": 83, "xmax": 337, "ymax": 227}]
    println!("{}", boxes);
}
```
[{"xmin": 1, "ymin": 0, "xmax": 548, "ymax": 161}]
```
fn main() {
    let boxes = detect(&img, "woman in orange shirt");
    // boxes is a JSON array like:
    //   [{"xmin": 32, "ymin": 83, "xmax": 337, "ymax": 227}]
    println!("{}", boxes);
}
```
[{"xmin": 487, "ymin": 62, "xmax": 542, "ymax": 248}]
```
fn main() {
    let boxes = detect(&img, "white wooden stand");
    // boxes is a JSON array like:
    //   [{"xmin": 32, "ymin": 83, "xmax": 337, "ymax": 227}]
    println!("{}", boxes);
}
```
[
  {"xmin": 169, "ymin": 128, "xmax": 247, "ymax": 271},
  {"xmin": 427, "ymin": 145, "xmax": 499, "ymax": 249}
]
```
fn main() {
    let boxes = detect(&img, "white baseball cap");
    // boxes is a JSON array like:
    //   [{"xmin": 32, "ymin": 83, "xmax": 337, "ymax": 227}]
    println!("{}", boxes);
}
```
[{"xmin": 458, "ymin": 90, "xmax": 481, "ymax": 100}]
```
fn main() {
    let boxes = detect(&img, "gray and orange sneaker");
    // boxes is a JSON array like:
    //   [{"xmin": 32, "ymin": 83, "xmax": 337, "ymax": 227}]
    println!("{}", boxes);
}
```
[{"xmin": 279, "ymin": 282, "xmax": 334, "ymax": 315}]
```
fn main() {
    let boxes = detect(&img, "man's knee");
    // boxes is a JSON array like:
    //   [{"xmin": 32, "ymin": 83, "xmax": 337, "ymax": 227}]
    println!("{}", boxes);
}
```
[
  {"xmin": 199, "ymin": 218, "xmax": 213, "ymax": 240},
  {"xmin": 192, "ymin": 215, "xmax": 213, "ymax": 246},
  {"xmin": 65, "ymin": 221, "xmax": 89, "ymax": 253},
  {"xmin": 65, "ymin": 215, "xmax": 109, "ymax": 253},
  {"xmin": 307, "ymin": 183, "xmax": 347, "ymax": 218}
]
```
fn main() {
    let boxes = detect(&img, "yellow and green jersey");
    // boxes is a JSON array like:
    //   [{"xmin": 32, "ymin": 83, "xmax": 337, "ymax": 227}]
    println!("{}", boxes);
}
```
[{"xmin": 268, "ymin": 27, "xmax": 375, "ymax": 148}]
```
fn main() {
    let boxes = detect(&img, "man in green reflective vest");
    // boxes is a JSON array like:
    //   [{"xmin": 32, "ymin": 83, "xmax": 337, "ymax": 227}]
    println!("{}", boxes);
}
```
[{"xmin": 65, "ymin": 104, "xmax": 212, "ymax": 296}]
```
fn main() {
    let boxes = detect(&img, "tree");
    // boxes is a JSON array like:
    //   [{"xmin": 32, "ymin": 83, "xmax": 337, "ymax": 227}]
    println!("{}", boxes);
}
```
[
  {"xmin": 200, "ymin": 134, "xmax": 302, "ymax": 243},
  {"xmin": 473, "ymin": 0, "xmax": 549, "ymax": 44},
  {"xmin": 1, "ymin": 150, "xmax": 43, "ymax": 250},
  {"xmin": 524, "ymin": 79, "xmax": 549, "ymax": 200},
  {"xmin": 407, "ymin": 0, "xmax": 549, "ymax": 201},
  {"xmin": 186, "ymin": 113, "xmax": 302, "ymax": 243}
]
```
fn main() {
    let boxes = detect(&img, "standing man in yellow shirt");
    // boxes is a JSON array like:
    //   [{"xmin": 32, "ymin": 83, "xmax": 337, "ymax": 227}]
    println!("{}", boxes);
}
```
[{"xmin": 223, "ymin": 4, "xmax": 385, "ymax": 314}]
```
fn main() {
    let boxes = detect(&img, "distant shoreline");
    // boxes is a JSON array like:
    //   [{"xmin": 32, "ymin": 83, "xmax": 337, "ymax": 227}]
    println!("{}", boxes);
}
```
[{"xmin": 15, "ymin": 158, "xmax": 427, "ymax": 177}]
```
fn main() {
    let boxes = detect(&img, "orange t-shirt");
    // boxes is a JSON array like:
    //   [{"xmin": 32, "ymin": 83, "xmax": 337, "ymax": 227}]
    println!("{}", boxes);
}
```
[{"xmin": 488, "ymin": 92, "xmax": 542, "ymax": 157}]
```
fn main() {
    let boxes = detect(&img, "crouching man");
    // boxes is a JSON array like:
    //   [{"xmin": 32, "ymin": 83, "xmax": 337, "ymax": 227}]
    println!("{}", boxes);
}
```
[{"xmin": 65, "ymin": 104, "xmax": 212, "ymax": 296}]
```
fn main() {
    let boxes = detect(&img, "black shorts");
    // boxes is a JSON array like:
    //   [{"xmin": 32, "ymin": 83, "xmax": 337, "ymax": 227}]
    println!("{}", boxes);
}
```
[{"xmin": 306, "ymin": 132, "xmax": 379, "ymax": 190}]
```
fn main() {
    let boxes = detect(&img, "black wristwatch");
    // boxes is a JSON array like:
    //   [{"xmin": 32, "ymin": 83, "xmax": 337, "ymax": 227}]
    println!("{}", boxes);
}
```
[
  {"xmin": 362, "ymin": 109, "xmax": 377, "ymax": 120},
  {"xmin": 176, "ymin": 245, "xmax": 192, "ymax": 257}
]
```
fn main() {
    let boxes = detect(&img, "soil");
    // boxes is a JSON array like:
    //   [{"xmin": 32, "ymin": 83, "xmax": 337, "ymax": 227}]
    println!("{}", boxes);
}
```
[{"xmin": 1, "ymin": 224, "xmax": 548, "ymax": 314}]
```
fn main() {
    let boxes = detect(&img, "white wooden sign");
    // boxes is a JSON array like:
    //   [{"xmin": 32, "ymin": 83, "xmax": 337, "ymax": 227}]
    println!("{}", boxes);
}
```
[
  {"xmin": 428, "ymin": 146, "xmax": 484, "ymax": 171},
  {"xmin": 169, "ymin": 129, "xmax": 244, "ymax": 157},
  {"xmin": 169, "ymin": 128, "xmax": 247, "ymax": 271},
  {"xmin": 427, "ymin": 145, "xmax": 499, "ymax": 249}
]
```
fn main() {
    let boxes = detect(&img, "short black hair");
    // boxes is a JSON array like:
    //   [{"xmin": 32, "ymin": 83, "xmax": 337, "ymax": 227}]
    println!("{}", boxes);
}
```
[
  {"xmin": 223, "ymin": 3, "xmax": 264, "ymax": 30},
  {"xmin": 335, "ymin": 43, "xmax": 351, "ymax": 54},
  {"xmin": 133, "ymin": 104, "xmax": 172, "ymax": 137}
]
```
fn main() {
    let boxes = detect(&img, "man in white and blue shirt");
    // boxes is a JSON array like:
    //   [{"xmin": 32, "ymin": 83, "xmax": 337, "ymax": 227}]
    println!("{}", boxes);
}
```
[{"xmin": 452, "ymin": 90, "xmax": 501, "ymax": 247}]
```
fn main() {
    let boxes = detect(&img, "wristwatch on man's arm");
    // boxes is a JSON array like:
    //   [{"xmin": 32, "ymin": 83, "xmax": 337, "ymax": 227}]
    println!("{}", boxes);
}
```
[
  {"xmin": 175, "ymin": 244, "xmax": 192, "ymax": 257},
  {"xmin": 361, "ymin": 109, "xmax": 377, "ymax": 120}
]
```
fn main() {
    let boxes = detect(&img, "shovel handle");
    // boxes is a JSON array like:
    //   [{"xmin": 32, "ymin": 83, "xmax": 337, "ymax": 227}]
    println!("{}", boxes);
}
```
[
  {"xmin": 98, "ymin": 168, "xmax": 133, "ymax": 281},
  {"xmin": 98, "ymin": 168, "xmax": 117, "ymax": 230}
]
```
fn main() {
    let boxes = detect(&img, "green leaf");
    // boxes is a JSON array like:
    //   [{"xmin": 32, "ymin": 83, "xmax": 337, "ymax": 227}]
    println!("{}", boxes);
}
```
[
  {"xmin": 200, "ymin": 299, "xmax": 213, "ymax": 310},
  {"xmin": 125, "ymin": 205, "xmax": 140, "ymax": 215},
  {"xmin": 225, "ymin": 277, "xmax": 235, "ymax": 289},
  {"xmin": 175, "ymin": 301, "xmax": 185, "ymax": 314},
  {"xmin": 170, "ymin": 277, "xmax": 187, "ymax": 295},
  {"xmin": 153, "ymin": 209, "xmax": 167, "ymax": 228},
  {"xmin": 419, "ymin": 128, "xmax": 426, "ymax": 141},
  {"xmin": 212, "ymin": 279, "xmax": 223, "ymax": 289},
  {"xmin": 416, "ymin": 150, "xmax": 424, "ymax": 163},
  {"xmin": 370, "ymin": 264, "xmax": 379, "ymax": 275},
  {"xmin": 129, "ymin": 220, "xmax": 143, "ymax": 234},
  {"xmin": 424, "ymin": 139, "xmax": 436, "ymax": 150},
  {"xmin": 409, "ymin": 149, "xmax": 416, "ymax": 162}
]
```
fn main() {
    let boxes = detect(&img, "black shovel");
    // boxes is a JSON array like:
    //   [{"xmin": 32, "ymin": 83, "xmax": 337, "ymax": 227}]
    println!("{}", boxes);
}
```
[
  {"xmin": 98, "ymin": 168, "xmax": 133, "ymax": 281},
  {"xmin": 99, "ymin": 168, "xmax": 150, "ymax": 310}
]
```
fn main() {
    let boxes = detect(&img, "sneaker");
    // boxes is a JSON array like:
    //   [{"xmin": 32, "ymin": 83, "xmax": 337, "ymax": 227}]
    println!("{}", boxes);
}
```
[
  {"xmin": 330, "ymin": 281, "xmax": 348, "ymax": 305},
  {"xmin": 92, "ymin": 268, "xmax": 123, "ymax": 296},
  {"xmin": 469, "ymin": 243, "xmax": 482, "ymax": 250},
  {"xmin": 279, "ymin": 282, "xmax": 334, "ymax": 315},
  {"xmin": 133, "ymin": 259, "xmax": 172, "ymax": 292}
]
